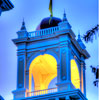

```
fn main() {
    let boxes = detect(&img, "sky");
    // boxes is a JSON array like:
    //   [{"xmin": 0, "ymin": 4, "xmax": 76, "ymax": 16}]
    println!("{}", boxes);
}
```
[{"xmin": 0, "ymin": 0, "xmax": 99, "ymax": 100}]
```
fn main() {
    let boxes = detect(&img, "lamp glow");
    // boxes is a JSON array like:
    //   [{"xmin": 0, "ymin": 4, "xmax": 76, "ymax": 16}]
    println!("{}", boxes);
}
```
[
  {"xmin": 71, "ymin": 59, "xmax": 80, "ymax": 89},
  {"xmin": 29, "ymin": 54, "xmax": 57, "ymax": 92}
]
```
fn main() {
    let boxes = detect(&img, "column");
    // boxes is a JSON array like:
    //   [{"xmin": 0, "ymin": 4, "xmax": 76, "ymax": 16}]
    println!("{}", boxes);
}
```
[
  {"xmin": 81, "ymin": 55, "xmax": 86, "ymax": 96},
  {"xmin": 17, "ymin": 55, "xmax": 24, "ymax": 89},
  {"xmin": 83, "ymin": 63, "xmax": 86, "ymax": 96},
  {"xmin": 66, "ymin": 44, "xmax": 75, "ymax": 90},
  {"xmin": 57, "ymin": 64, "xmax": 60, "ymax": 83},
  {"xmin": 81, "ymin": 62, "xmax": 84, "ymax": 93},
  {"xmin": 66, "ymin": 44, "xmax": 71, "ymax": 82},
  {"xmin": 60, "ymin": 47, "xmax": 67, "ymax": 81},
  {"xmin": 57, "ymin": 41, "xmax": 75, "ymax": 91},
  {"xmin": 25, "ymin": 70, "xmax": 29, "ymax": 90},
  {"xmin": 12, "ymin": 44, "xmax": 28, "ymax": 99}
]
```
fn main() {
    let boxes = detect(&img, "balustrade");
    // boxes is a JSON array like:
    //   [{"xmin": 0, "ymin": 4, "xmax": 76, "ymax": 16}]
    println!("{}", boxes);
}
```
[
  {"xmin": 27, "ymin": 87, "xmax": 57, "ymax": 97},
  {"xmin": 28, "ymin": 26, "xmax": 59, "ymax": 38}
]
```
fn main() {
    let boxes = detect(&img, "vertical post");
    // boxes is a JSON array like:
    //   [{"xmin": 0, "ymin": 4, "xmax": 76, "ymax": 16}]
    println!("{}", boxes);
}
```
[
  {"xmin": 66, "ymin": 43, "xmax": 71, "ymax": 82},
  {"xmin": 49, "ymin": 28, "xmax": 51, "ymax": 34},
  {"xmin": 57, "ymin": 64, "xmax": 60, "ymax": 83},
  {"xmin": 17, "ymin": 55, "xmax": 24, "ymax": 89},
  {"xmin": 29, "ymin": 70, "xmax": 32, "ymax": 92},
  {"xmin": 81, "ymin": 55, "xmax": 86, "ymax": 96},
  {"xmin": 83, "ymin": 63, "xmax": 86, "ymax": 96},
  {"xmin": 81, "ymin": 62, "xmax": 84, "ymax": 93},
  {"xmin": 12, "ymin": 43, "xmax": 28, "ymax": 99},
  {"xmin": 26, "ymin": 70, "xmax": 29, "ymax": 89},
  {"xmin": 56, "ymin": 38, "xmax": 75, "ymax": 91},
  {"xmin": 24, "ymin": 45, "xmax": 27, "ymax": 89},
  {"xmin": 60, "ymin": 47, "xmax": 67, "ymax": 81}
]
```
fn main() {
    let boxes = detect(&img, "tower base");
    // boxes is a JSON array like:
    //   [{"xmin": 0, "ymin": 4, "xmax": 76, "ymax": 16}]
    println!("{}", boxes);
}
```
[{"xmin": 15, "ymin": 89, "xmax": 87, "ymax": 100}]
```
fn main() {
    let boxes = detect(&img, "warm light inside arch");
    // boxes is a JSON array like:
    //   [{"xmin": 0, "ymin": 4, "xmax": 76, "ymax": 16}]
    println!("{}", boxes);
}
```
[
  {"xmin": 29, "ymin": 54, "xmax": 57, "ymax": 92},
  {"xmin": 71, "ymin": 59, "xmax": 80, "ymax": 89}
]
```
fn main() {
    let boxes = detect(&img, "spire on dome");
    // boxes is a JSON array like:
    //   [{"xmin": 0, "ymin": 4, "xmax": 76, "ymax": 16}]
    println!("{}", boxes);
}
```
[
  {"xmin": 63, "ymin": 10, "xmax": 67, "ymax": 21},
  {"xmin": 20, "ymin": 19, "xmax": 26, "ymax": 30}
]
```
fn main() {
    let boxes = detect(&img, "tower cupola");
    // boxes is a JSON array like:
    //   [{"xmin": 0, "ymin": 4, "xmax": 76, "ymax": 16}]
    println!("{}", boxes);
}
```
[{"xmin": 12, "ymin": 1, "xmax": 90, "ymax": 100}]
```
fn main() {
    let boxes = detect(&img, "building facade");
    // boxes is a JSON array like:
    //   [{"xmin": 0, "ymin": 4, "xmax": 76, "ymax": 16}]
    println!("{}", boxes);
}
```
[{"xmin": 12, "ymin": 13, "xmax": 90, "ymax": 100}]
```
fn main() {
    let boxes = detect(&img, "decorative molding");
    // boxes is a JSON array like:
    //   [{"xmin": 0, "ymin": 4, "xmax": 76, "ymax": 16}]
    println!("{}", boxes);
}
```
[{"xmin": 40, "ymin": 49, "xmax": 46, "ymax": 55}]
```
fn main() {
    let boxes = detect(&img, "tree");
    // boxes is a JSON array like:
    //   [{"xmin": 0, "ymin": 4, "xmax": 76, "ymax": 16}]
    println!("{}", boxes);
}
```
[
  {"xmin": 83, "ymin": 24, "xmax": 99, "ymax": 87},
  {"xmin": 83, "ymin": 24, "xmax": 99, "ymax": 43},
  {"xmin": 90, "ymin": 65, "xmax": 99, "ymax": 87}
]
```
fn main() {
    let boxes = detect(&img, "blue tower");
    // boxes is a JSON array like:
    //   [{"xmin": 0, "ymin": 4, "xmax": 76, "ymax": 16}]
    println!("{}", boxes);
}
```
[{"xmin": 12, "ymin": 12, "xmax": 90, "ymax": 100}]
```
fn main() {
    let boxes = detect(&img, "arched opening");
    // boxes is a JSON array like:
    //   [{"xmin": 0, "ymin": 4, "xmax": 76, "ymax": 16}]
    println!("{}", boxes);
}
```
[
  {"xmin": 71, "ymin": 59, "xmax": 80, "ymax": 89},
  {"xmin": 29, "ymin": 54, "xmax": 57, "ymax": 92},
  {"xmin": 48, "ymin": 77, "xmax": 57, "ymax": 89}
]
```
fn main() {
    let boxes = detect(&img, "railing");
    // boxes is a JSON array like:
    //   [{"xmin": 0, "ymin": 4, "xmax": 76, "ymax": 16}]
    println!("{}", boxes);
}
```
[
  {"xmin": 28, "ymin": 26, "xmax": 59, "ymax": 38},
  {"xmin": 27, "ymin": 87, "xmax": 57, "ymax": 97}
]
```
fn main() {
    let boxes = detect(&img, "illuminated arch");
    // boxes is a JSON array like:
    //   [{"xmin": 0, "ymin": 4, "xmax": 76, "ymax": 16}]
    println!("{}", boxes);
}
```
[
  {"xmin": 29, "ymin": 54, "xmax": 57, "ymax": 92},
  {"xmin": 71, "ymin": 59, "xmax": 80, "ymax": 89}
]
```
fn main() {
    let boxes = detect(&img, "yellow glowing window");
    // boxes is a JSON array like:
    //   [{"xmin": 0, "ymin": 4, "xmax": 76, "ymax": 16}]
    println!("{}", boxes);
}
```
[
  {"xmin": 71, "ymin": 59, "xmax": 80, "ymax": 89},
  {"xmin": 29, "ymin": 54, "xmax": 57, "ymax": 92}
]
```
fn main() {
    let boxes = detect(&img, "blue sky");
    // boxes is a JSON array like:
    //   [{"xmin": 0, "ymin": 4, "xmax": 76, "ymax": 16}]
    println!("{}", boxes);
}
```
[{"xmin": 0, "ymin": 0, "xmax": 98, "ymax": 100}]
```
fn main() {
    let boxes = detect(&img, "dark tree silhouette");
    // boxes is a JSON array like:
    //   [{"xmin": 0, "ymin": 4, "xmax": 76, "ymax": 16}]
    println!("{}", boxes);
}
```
[
  {"xmin": 82, "ymin": 25, "xmax": 99, "ymax": 87},
  {"xmin": 90, "ymin": 65, "xmax": 99, "ymax": 87},
  {"xmin": 83, "ymin": 24, "xmax": 99, "ymax": 43}
]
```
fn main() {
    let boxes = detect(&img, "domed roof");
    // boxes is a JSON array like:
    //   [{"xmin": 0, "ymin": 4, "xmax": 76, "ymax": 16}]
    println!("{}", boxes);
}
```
[{"xmin": 36, "ymin": 17, "xmax": 62, "ymax": 30}]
